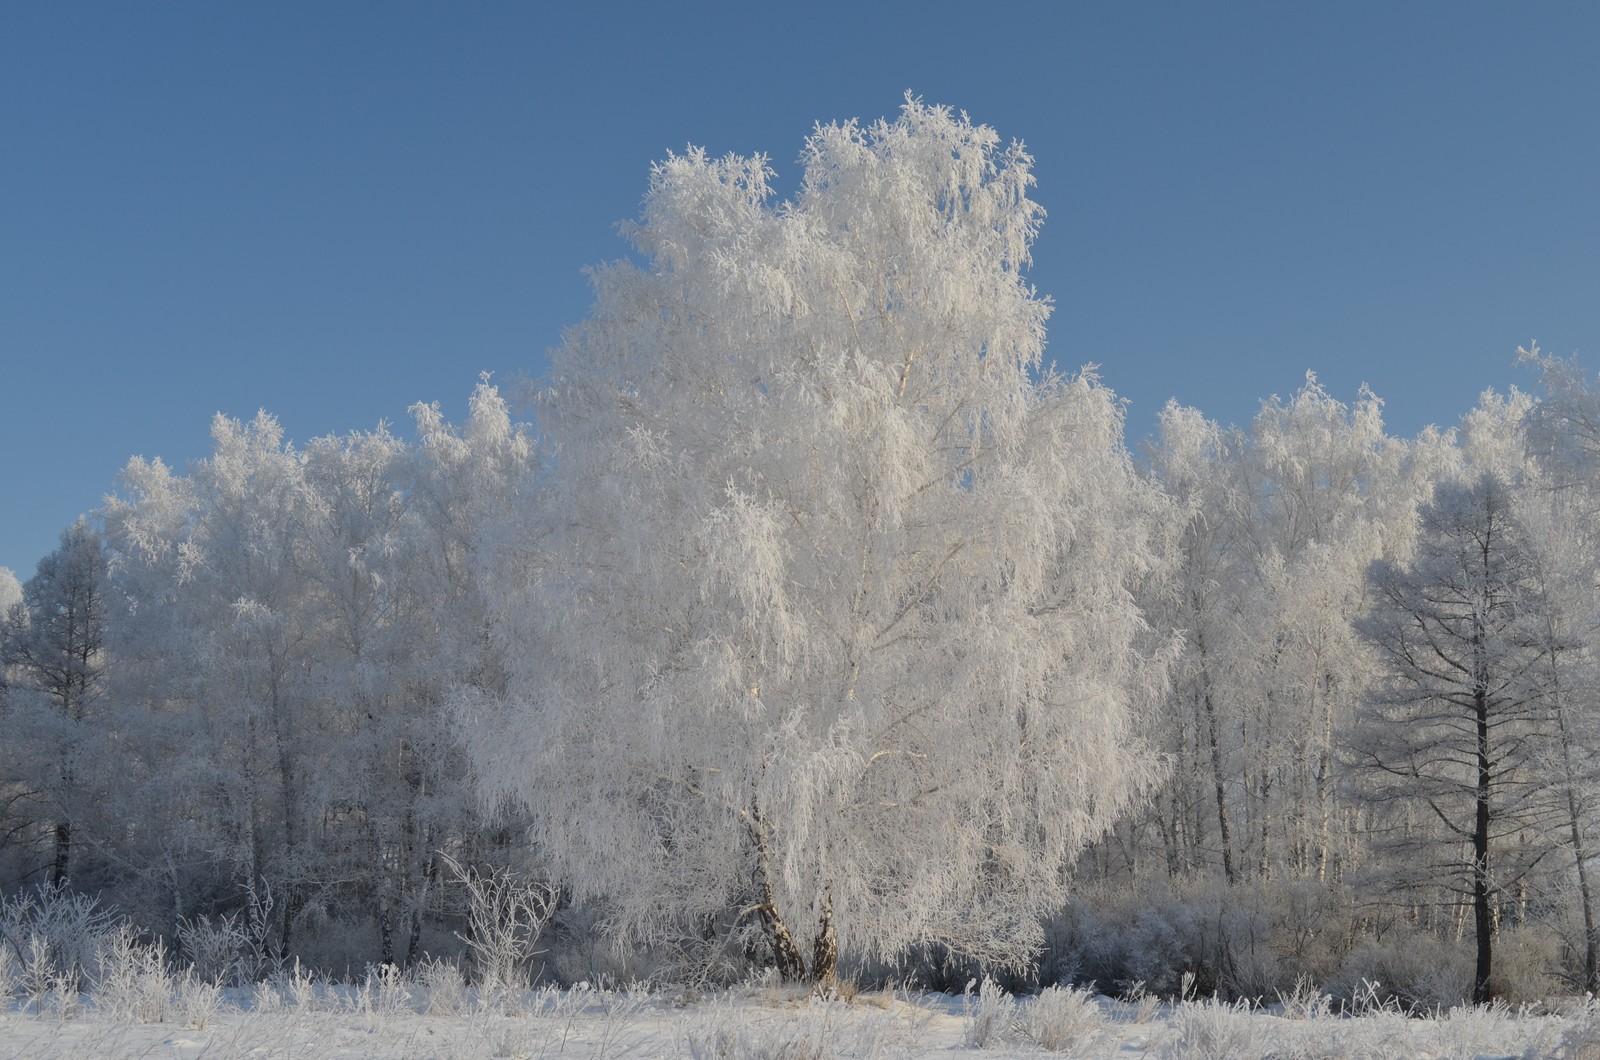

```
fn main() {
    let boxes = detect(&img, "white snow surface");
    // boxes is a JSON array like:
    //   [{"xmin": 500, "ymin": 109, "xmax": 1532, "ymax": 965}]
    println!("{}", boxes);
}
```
[{"xmin": 0, "ymin": 979, "xmax": 1591, "ymax": 1059}]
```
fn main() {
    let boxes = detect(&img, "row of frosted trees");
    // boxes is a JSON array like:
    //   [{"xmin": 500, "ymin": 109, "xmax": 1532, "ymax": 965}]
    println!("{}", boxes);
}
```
[
  {"xmin": 1077, "ymin": 358, "xmax": 1600, "ymax": 1004},
  {"xmin": 6, "ymin": 100, "xmax": 1600, "ymax": 1001},
  {"xmin": 0, "ymin": 384, "xmax": 535, "ymax": 969},
  {"xmin": 12, "ymin": 369, "xmax": 1594, "ymax": 998}
]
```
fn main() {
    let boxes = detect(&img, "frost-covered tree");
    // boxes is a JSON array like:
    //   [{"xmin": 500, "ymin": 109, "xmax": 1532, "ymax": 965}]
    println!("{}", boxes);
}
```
[
  {"xmin": 100, "ymin": 391, "xmax": 532, "ymax": 964},
  {"xmin": 1520, "ymin": 344, "xmax": 1600, "ymax": 493},
  {"xmin": 407, "ymin": 379, "xmax": 536, "ymax": 707},
  {"xmin": 1231, "ymin": 381, "xmax": 1426, "ymax": 882},
  {"xmin": 0, "ymin": 568, "xmax": 20, "ymax": 622},
  {"xmin": 1349, "ymin": 472, "xmax": 1557, "ymax": 1003},
  {"xmin": 0, "ymin": 563, "xmax": 18, "ymax": 713},
  {"xmin": 1139, "ymin": 402, "xmax": 1252, "ymax": 883},
  {"xmin": 1514, "ymin": 486, "xmax": 1600, "ymax": 993},
  {"xmin": 97, "ymin": 414, "xmax": 326, "ymax": 946},
  {"xmin": 1133, "ymin": 380, "xmax": 1423, "ymax": 887},
  {"xmin": 293, "ymin": 383, "xmax": 535, "ymax": 967},
  {"xmin": 1503, "ymin": 348, "xmax": 1600, "ymax": 991},
  {"xmin": 1, "ymin": 521, "xmax": 110, "ymax": 887},
  {"xmin": 462, "ymin": 99, "xmax": 1171, "ymax": 980}
]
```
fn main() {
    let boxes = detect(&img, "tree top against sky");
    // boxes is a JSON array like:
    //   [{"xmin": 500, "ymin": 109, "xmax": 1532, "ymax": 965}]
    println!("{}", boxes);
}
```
[{"xmin": 5, "ymin": 2, "xmax": 1598, "ymax": 573}]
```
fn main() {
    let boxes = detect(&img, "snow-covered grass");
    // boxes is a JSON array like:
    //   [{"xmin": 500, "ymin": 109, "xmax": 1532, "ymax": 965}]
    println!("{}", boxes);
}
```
[
  {"xmin": 8, "ymin": 885, "xmax": 1597, "ymax": 1056},
  {"xmin": 3, "ymin": 968, "xmax": 1600, "ymax": 1058}
]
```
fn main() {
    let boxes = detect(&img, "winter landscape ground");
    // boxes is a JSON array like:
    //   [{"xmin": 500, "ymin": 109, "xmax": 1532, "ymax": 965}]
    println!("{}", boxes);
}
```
[{"xmin": 3, "ymin": 974, "xmax": 1599, "ymax": 1060}]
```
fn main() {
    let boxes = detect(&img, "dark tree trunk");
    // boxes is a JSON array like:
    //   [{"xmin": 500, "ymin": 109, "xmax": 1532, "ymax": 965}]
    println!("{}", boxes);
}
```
[
  {"xmin": 1473, "ymin": 681, "xmax": 1493, "ymax": 1004},
  {"xmin": 749, "ymin": 806, "xmax": 839, "ymax": 984},
  {"xmin": 380, "ymin": 906, "xmax": 395, "ymax": 967},
  {"xmin": 1545, "ymin": 635, "xmax": 1599, "ymax": 994},
  {"xmin": 1193, "ymin": 628, "xmax": 1236, "ymax": 885},
  {"xmin": 280, "ymin": 883, "xmax": 305, "ymax": 961},
  {"xmin": 406, "ymin": 851, "xmax": 437, "ymax": 969},
  {"xmin": 811, "ymin": 894, "xmax": 838, "ymax": 985},
  {"xmin": 51, "ymin": 820, "xmax": 70, "ymax": 889},
  {"xmin": 1201, "ymin": 686, "xmax": 1236, "ymax": 885},
  {"xmin": 749, "ymin": 806, "xmax": 807, "ymax": 982},
  {"xmin": 757, "ymin": 894, "xmax": 808, "ymax": 983},
  {"xmin": 405, "ymin": 909, "xmax": 423, "ymax": 969}
]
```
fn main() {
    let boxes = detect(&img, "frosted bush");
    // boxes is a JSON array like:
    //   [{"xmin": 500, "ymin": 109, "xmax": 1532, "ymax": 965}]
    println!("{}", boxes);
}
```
[
  {"xmin": 1276, "ymin": 975, "xmax": 1333, "ymax": 1021},
  {"xmin": 91, "ymin": 925, "xmax": 170, "ymax": 1023},
  {"xmin": 445, "ymin": 854, "xmax": 557, "ymax": 1005},
  {"xmin": 963, "ymin": 976, "xmax": 1017, "ymax": 1048},
  {"xmin": 176, "ymin": 911, "xmax": 250, "ymax": 986},
  {"xmin": 0, "ymin": 941, "xmax": 16, "ymax": 1002},
  {"xmin": 1014, "ymin": 983, "xmax": 1105, "ymax": 1052},
  {"xmin": 1209, "ymin": 902, "xmax": 1280, "ymax": 999},
  {"xmin": 1341, "ymin": 976, "xmax": 1397, "ymax": 1017},
  {"xmin": 1330, "ymin": 936, "xmax": 1471, "ymax": 1012},
  {"xmin": 250, "ymin": 977, "xmax": 284, "ymax": 1014},
  {"xmin": 1157, "ymin": 996, "xmax": 1260, "ymax": 1059},
  {"xmin": 350, "ymin": 961, "xmax": 411, "ymax": 1021},
  {"xmin": 21, "ymin": 934, "xmax": 58, "ymax": 1012},
  {"xmin": 416, "ymin": 955, "xmax": 469, "ymax": 1017},
  {"xmin": 42, "ymin": 971, "xmax": 80, "ymax": 1020},
  {"xmin": 0, "ymin": 886, "xmax": 117, "ymax": 996},
  {"xmin": 1540, "ymin": 999, "xmax": 1600, "ymax": 1059},
  {"xmin": 171, "ymin": 968, "xmax": 223, "ymax": 1030},
  {"xmin": 1066, "ymin": 897, "xmax": 1206, "ymax": 998},
  {"xmin": 1492, "ymin": 926, "xmax": 1567, "ymax": 1002},
  {"xmin": 262, "ymin": 957, "xmax": 321, "ymax": 1013},
  {"xmin": 1117, "ymin": 980, "xmax": 1163, "ymax": 1024}
]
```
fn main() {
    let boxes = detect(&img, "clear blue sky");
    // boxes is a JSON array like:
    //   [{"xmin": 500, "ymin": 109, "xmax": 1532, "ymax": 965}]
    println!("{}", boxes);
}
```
[{"xmin": 4, "ymin": 2, "xmax": 1597, "ymax": 577}]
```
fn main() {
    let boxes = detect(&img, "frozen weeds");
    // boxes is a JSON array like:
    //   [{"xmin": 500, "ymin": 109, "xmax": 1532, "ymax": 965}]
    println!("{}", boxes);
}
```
[{"xmin": 0, "ymin": 976, "xmax": 1597, "ymax": 1058}]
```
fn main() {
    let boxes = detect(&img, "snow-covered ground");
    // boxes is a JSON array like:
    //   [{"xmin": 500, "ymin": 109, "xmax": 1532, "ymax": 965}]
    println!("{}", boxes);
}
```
[{"xmin": 0, "ymin": 978, "xmax": 1593, "ymax": 1059}]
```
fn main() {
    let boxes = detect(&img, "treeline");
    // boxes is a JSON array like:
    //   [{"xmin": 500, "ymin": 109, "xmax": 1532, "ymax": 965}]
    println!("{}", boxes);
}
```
[
  {"xmin": 6, "ymin": 100, "xmax": 1600, "ymax": 1005},
  {"xmin": 1, "ymin": 383, "xmax": 535, "ymax": 972},
  {"xmin": 1070, "ymin": 358, "xmax": 1600, "ymax": 1006}
]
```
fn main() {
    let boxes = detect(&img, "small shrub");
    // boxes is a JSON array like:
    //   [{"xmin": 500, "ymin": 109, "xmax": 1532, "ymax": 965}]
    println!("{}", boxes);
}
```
[
  {"xmin": 1015, "ymin": 984, "xmax": 1104, "ymax": 1052},
  {"xmin": 251, "ymin": 977, "xmax": 283, "ymax": 1014},
  {"xmin": 42, "ymin": 970, "xmax": 80, "ymax": 1021},
  {"xmin": 1158, "ymin": 996, "xmax": 1259, "ymax": 1059},
  {"xmin": 171, "ymin": 968, "xmax": 224, "ymax": 1030},
  {"xmin": 1493, "ymin": 927, "xmax": 1566, "ymax": 1003},
  {"xmin": 443, "ymin": 854, "xmax": 557, "ymax": 1006},
  {"xmin": 0, "ymin": 885, "xmax": 118, "ymax": 997},
  {"xmin": 262, "ymin": 957, "xmax": 320, "ymax": 1013},
  {"xmin": 963, "ymin": 976, "xmax": 1017, "ymax": 1048},
  {"xmin": 1118, "ymin": 980, "xmax": 1163, "ymax": 1024},
  {"xmin": 416, "ymin": 954, "xmax": 469, "ymax": 1017},
  {"xmin": 1330, "ymin": 935, "xmax": 1471, "ymax": 1013},
  {"xmin": 351, "ymin": 961, "xmax": 412, "ymax": 1020},
  {"xmin": 92, "ymin": 925, "xmax": 170, "ymax": 1023},
  {"xmin": 176, "ymin": 912, "xmax": 250, "ymax": 986},
  {"xmin": 20, "ymin": 933, "xmax": 55, "ymax": 1011},
  {"xmin": 1277, "ymin": 974, "xmax": 1333, "ymax": 1021},
  {"xmin": 1540, "ymin": 999, "xmax": 1600, "ymax": 1060}
]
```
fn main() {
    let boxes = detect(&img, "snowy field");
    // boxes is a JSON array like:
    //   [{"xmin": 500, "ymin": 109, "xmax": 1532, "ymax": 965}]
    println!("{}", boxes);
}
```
[{"xmin": 1, "ymin": 977, "xmax": 1596, "ymax": 1059}]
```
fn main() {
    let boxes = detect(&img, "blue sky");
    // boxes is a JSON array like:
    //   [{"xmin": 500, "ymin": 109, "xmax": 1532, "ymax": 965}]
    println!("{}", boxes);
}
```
[{"xmin": 3, "ymin": 2, "xmax": 1598, "ymax": 576}]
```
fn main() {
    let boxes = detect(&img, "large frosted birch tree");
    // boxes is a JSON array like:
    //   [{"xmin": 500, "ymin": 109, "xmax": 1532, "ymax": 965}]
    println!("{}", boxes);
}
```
[{"xmin": 463, "ymin": 99, "xmax": 1171, "ymax": 980}]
